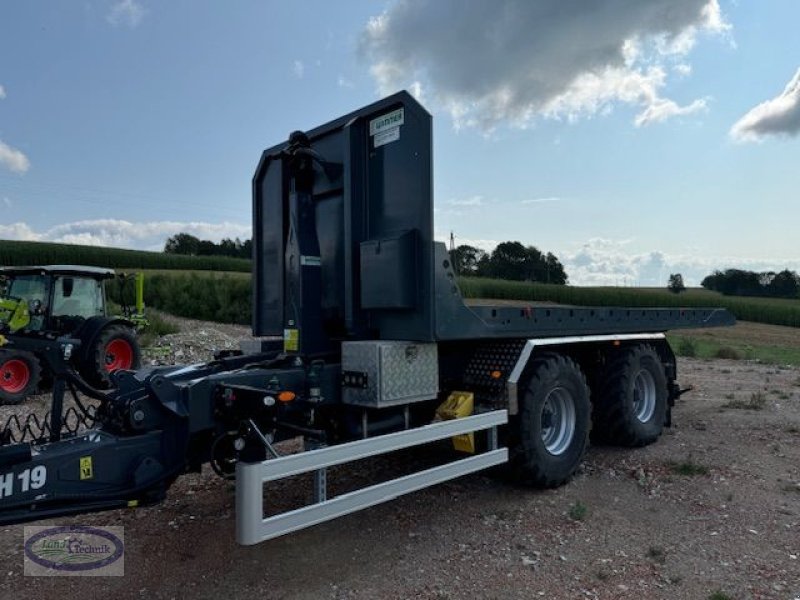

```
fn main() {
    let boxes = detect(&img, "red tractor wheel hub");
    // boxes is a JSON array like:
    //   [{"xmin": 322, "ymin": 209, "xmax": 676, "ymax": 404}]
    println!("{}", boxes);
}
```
[
  {"xmin": 105, "ymin": 339, "xmax": 134, "ymax": 372},
  {"xmin": 0, "ymin": 359, "xmax": 30, "ymax": 393}
]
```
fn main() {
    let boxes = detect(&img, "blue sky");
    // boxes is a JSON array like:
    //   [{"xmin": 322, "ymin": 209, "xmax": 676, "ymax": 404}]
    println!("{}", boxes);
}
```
[{"xmin": 0, "ymin": 1, "xmax": 798, "ymax": 285}]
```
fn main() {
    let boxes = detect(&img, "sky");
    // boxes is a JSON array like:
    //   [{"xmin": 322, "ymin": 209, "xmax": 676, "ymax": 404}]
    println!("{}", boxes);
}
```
[{"xmin": 0, "ymin": 0, "xmax": 799, "ymax": 286}]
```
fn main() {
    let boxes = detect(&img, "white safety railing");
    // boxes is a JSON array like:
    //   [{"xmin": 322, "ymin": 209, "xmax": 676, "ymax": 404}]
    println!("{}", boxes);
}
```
[{"xmin": 236, "ymin": 410, "xmax": 508, "ymax": 545}]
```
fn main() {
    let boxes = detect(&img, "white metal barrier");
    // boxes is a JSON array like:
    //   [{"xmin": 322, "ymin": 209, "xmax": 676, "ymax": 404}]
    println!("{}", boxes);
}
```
[{"xmin": 236, "ymin": 410, "xmax": 508, "ymax": 545}]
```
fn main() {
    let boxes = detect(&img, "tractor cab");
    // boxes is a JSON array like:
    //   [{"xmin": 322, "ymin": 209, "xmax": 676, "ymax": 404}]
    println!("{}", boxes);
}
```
[
  {"xmin": 0, "ymin": 266, "xmax": 142, "ymax": 404},
  {"xmin": 0, "ymin": 265, "xmax": 113, "ymax": 334}
]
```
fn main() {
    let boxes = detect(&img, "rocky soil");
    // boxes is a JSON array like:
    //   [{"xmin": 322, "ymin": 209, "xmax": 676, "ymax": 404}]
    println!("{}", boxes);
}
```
[{"xmin": 1, "ymin": 317, "xmax": 799, "ymax": 599}]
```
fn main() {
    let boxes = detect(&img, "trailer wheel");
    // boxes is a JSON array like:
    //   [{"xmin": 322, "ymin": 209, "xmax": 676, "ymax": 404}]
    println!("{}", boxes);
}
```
[
  {"xmin": 508, "ymin": 353, "xmax": 591, "ymax": 488},
  {"xmin": 83, "ymin": 325, "xmax": 142, "ymax": 388},
  {"xmin": 0, "ymin": 351, "xmax": 41, "ymax": 405},
  {"xmin": 593, "ymin": 344, "xmax": 667, "ymax": 447}
]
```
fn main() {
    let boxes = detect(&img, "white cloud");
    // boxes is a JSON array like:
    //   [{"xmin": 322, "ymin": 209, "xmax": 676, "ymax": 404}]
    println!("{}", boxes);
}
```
[
  {"xmin": 521, "ymin": 197, "xmax": 560, "ymax": 205},
  {"xmin": 0, "ymin": 140, "xmax": 31, "ymax": 174},
  {"xmin": 293, "ymin": 60, "xmax": 305, "ymax": 79},
  {"xmin": 337, "ymin": 75, "xmax": 354, "ymax": 89},
  {"xmin": 635, "ymin": 96, "xmax": 708, "ymax": 126},
  {"xmin": 0, "ymin": 85, "xmax": 5, "ymax": 99},
  {"xmin": 561, "ymin": 238, "xmax": 798, "ymax": 286},
  {"xmin": 0, "ymin": 219, "xmax": 250, "ymax": 251},
  {"xmin": 448, "ymin": 195, "xmax": 484, "ymax": 207},
  {"xmin": 362, "ymin": 0, "xmax": 727, "ymax": 130},
  {"xmin": 730, "ymin": 67, "xmax": 800, "ymax": 142},
  {"xmin": 107, "ymin": 0, "xmax": 145, "ymax": 28}
]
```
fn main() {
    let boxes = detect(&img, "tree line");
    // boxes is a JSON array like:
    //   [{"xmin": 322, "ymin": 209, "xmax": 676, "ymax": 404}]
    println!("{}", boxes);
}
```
[
  {"xmin": 164, "ymin": 233, "xmax": 252, "ymax": 259},
  {"xmin": 450, "ymin": 242, "xmax": 568, "ymax": 284},
  {"xmin": 701, "ymin": 268, "xmax": 800, "ymax": 299}
]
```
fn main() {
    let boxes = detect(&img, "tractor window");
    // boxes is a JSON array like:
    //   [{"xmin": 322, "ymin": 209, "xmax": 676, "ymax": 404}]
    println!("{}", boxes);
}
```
[
  {"xmin": 7, "ymin": 275, "xmax": 48, "ymax": 305},
  {"xmin": 52, "ymin": 276, "xmax": 104, "ymax": 319}
]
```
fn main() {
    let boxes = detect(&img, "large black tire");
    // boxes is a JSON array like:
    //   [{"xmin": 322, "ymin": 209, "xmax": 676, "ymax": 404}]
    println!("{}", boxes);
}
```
[
  {"xmin": 507, "ymin": 353, "xmax": 591, "ymax": 488},
  {"xmin": 81, "ymin": 325, "xmax": 142, "ymax": 389},
  {"xmin": 0, "ymin": 351, "xmax": 41, "ymax": 405},
  {"xmin": 592, "ymin": 344, "xmax": 667, "ymax": 447}
]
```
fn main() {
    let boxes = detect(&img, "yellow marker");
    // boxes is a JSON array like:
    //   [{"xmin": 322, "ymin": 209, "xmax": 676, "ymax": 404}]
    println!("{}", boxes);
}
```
[
  {"xmin": 283, "ymin": 328, "xmax": 299, "ymax": 352},
  {"xmin": 127, "ymin": 500, "xmax": 139, "ymax": 508},
  {"xmin": 79, "ymin": 456, "xmax": 94, "ymax": 480},
  {"xmin": 0, "ymin": 335, "xmax": 6, "ymax": 347},
  {"xmin": 436, "ymin": 391, "xmax": 475, "ymax": 453}
]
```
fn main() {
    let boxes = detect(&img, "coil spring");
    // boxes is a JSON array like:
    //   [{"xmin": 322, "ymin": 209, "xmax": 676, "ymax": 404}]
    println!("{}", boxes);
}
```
[{"xmin": 1, "ymin": 404, "xmax": 99, "ymax": 446}]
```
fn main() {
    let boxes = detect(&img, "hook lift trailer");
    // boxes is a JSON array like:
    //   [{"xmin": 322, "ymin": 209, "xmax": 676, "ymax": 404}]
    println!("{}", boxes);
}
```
[{"xmin": 0, "ymin": 92, "xmax": 733, "ymax": 545}]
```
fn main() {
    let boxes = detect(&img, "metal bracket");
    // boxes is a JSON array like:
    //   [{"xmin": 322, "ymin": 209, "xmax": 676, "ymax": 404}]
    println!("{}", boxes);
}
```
[{"xmin": 235, "ymin": 410, "xmax": 508, "ymax": 545}]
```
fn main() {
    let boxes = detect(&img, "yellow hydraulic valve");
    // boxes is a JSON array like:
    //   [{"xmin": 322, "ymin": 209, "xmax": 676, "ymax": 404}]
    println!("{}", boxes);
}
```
[{"xmin": 436, "ymin": 391, "xmax": 475, "ymax": 453}]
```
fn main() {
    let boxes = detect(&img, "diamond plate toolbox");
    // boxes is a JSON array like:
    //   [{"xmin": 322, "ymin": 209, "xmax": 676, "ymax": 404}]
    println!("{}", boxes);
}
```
[{"xmin": 341, "ymin": 341, "xmax": 439, "ymax": 408}]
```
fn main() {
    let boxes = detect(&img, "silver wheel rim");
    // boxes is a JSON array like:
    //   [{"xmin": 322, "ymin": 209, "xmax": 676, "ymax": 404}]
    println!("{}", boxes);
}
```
[
  {"xmin": 633, "ymin": 369, "xmax": 656, "ymax": 423},
  {"xmin": 540, "ymin": 387, "xmax": 576, "ymax": 456}
]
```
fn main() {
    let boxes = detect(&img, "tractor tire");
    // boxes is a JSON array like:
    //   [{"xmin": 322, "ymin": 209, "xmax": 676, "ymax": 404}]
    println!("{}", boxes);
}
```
[
  {"xmin": 507, "ymin": 353, "xmax": 591, "ymax": 488},
  {"xmin": 82, "ymin": 325, "xmax": 141, "ymax": 389},
  {"xmin": 0, "ymin": 351, "xmax": 41, "ymax": 405},
  {"xmin": 592, "ymin": 344, "xmax": 667, "ymax": 447}
]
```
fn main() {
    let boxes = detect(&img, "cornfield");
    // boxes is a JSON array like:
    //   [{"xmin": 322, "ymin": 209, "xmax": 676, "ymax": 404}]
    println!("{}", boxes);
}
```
[{"xmin": 0, "ymin": 240, "xmax": 251, "ymax": 273}]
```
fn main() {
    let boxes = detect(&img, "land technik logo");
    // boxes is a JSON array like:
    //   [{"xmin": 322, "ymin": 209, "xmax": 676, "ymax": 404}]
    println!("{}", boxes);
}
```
[{"xmin": 24, "ymin": 526, "xmax": 124, "ymax": 576}]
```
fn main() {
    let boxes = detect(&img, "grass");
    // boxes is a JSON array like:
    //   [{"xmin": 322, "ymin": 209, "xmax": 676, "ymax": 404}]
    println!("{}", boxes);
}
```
[
  {"xmin": 668, "ymin": 460, "xmax": 709, "ymax": 476},
  {"xmin": 567, "ymin": 501, "xmax": 588, "ymax": 522},
  {"xmin": 668, "ymin": 333, "xmax": 800, "ymax": 366},
  {"xmin": 138, "ymin": 311, "xmax": 180, "ymax": 347},
  {"xmin": 722, "ymin": 391, "xmax": 767, "ymax": 410},
  {"xmin": 708, "ymin": 592, "xmax": 733, "ymax": 600}
]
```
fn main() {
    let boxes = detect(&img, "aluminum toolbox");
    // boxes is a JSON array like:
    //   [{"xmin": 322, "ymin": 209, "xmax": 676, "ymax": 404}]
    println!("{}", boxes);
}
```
[{"xmin": 341, "ymin": 341, "xmax": 438, "ymax": 408}]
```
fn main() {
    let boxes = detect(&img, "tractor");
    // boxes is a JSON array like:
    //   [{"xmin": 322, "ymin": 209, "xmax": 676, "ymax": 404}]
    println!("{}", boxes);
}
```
[{"xmin": 0, "ymin": 265, "xmax": 145, "ymax": 404}]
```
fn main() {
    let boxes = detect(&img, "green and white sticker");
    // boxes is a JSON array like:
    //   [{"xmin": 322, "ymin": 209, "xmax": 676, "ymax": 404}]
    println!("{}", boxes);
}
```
[{"xmin": 369, "ymin": 107, "xmax": 404, "ymax": 136}]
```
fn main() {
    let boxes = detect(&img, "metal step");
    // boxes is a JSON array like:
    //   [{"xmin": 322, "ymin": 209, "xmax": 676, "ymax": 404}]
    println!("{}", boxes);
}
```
[{"xmin": 236, "ymin": 410, "xmax": 508, "ymax": 545}]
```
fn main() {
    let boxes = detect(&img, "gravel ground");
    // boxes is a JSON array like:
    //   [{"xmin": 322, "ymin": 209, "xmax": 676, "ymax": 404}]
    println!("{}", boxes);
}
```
[{"xmin": 1, "ymin": 318, "xmax": 799, "ymax": 599}]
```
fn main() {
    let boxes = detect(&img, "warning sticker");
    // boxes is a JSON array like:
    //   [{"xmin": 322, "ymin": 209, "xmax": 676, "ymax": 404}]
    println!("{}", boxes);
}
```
[
  {"xmin": 79, "ymin": 456, "xmax": 94, "ymax": 481},
  {"xmin": 369, "ymin": 108, "xmax": 404, "ymax": 136},
  {"xmin": 374, "ymin": 127, "xmax": 400, "ymax": 148},
  {"xmin": 283, "ymin": 329, "xmax": 299, "ymax": 352}
]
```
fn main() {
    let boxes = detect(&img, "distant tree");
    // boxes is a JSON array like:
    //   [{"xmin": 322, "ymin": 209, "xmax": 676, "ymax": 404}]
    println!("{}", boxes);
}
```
[
  {"xmin": 450, "ymin": 244, "xmax": 487, "ymax": 276},
  {"xmin": 164, "ymin": 233, "xmax": 201, "ymax": 255},
  {"xmin": 702, "ymin": 268, "xmax": 800, "ymax": 298},
  {"xmin": 196, "ymin": 240, "xmax": 217, "ymax": 256},
  {"xmin": 240, "ymin": 238, "xmax": 253, "ymax": 259},
  {"xmin": 165, "ymin": 232, "xmax": 253, "ymax": 259},
  {"xmin": 479, "ymin": 241, "xmax": 569, "ymax": 284},
  {"xmin": 767, "ymin": 269, "xmax": 800, "ymax": 298},
  {"xmin": 667, "ymin": 273, "xmax": 686, "ymax": 294},
  {"xmin": 544, "ymin": 252, "xmax": 568, "ymax": 285},
  {"xmin": 488, "ymin": 241, "xmax": 529, "ymax": 280}
]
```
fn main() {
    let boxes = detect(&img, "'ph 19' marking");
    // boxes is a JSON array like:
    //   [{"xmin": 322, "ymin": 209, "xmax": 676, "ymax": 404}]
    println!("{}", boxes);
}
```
[{"xmin": 0, "ymin": 466, "xmax": 47, "ymax": 499}]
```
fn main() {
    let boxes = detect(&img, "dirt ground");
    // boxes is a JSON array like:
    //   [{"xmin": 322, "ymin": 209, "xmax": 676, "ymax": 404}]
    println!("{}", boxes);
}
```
[{"xmin": 1, "ymin": 320, "xmax": 799, "ymax": 599}]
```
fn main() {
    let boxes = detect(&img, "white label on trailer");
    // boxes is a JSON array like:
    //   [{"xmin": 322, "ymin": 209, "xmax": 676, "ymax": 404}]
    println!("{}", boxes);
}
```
[
  {"xmin": 369, "ymin": 108, "xmax": 404, "ymax": 136},
  {"xmin": 300, "ymin": 255, "xmax": 321, "ymax": 267},
  {"xmin": 374, "ymin": 127, "xmax": 400, "ymax": 148},
  {"xmin": 0, "ymin": 466, "xmax": 47, "ymax": 499}
]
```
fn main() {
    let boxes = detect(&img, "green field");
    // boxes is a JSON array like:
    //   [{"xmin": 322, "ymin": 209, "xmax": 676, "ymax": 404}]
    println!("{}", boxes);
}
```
[{"xmin": 0, "ymin": 240, "xmax": 251, "ymax": 273}]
